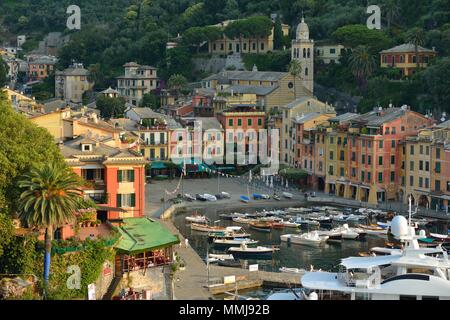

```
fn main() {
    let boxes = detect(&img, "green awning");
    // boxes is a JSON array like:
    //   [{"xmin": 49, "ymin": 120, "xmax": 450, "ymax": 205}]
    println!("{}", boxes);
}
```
[
  {"xmin": 115, "ymin": 217, "xmax": 180, "ymax": 254},
  {"xmin": 151, "ymin": 161, "xmax": 168, "ymax": 170}
]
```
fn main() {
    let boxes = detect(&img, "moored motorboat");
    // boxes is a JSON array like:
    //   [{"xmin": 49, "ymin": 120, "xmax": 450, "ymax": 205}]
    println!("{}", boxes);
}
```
[
  {"xmin": 279, "ymin": 267, "xmax": 306, "ymax": 274},
  {"xmin": 272, "ymin": 194, "xmax": 281, "ymax": 201},
  {"xmin": 185, "ymin": 214, "xmax": 209, "ymax": 224},
  {"xmin": 283, "ymin": 192, "xmax": 293, "ymax": 199},
  {"xmin": 184, "ymin": 193, "xmax": 196, "ymax": 201},
  {"xmin": 218, "ymin": 259, "xmax": 242, "ymax": 268},
  {"xmin": 227, "ymin": 243, "xmax": 279, "ymax": 258},
  {"xmin": 249, "ymin": 221, "xmax": 272, "ymax": 233},
  {"xmin": 191, "ymin": 223, "xmax": 226, "ymax": 233},
  {"xmin": 240, "ymin": 196, "xmax": 250, "ymax": 203},
  {"xmin": 280, "ymin": 232, "xmax": 329, "ymax": 247},
  {"xmin": 209, "ymin": 254, "xmax": 234, "ymax": 261},
  {"xmin": 213, "ymin": 238, "xmax": 259, "ymax": 248},
  {"xmin": 232, "ymin": 217, "xmax": 256, "ymax": 224}
]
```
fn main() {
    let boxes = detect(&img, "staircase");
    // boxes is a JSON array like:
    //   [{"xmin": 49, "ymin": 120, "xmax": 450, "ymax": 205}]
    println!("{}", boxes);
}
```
[{"xmin": 102, "ymin": 276, "xmax": 122, "ymax": 300}]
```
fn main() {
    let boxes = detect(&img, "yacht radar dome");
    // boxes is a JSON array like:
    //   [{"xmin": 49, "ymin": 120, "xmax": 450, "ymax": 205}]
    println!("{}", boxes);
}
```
[{"xmin": 391, "ymin": 215, "xmax": 408, "ymax": 238}]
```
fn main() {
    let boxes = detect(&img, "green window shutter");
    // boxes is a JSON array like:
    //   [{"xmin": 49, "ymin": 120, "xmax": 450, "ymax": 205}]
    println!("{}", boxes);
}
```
[
  {"xmin": 129, "ymin": 170, "xmax": 135, "ymax": 182},
  {"xmin": 118, "ymin": 170, "xmax": 123, "ymax": 182},
  {"xmin": 117, "ymin": 194, "xmax": 122, "ymax": 207},
  {"xmin": 131, "ymin": 194, "xmax": 136, "ymax": 207}
]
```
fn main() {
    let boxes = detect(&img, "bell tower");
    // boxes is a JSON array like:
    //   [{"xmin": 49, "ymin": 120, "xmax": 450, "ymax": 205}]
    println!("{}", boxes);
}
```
[{"xmin": 291, "ymin": 16, "xmax": 314, "ymax": 93}]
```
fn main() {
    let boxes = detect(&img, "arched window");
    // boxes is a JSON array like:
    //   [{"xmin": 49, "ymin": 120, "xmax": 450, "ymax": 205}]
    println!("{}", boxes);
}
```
[
  {"xmin": 305, "ymin": 67, "xmax": 309, "ymax": 76},
  {"xmin": 307, "ymin": 48, "xmax": 311, "ymax": 58},
  {"xmin": 303, "ymin": 48, "xmax": 306, "ymax": 58}
]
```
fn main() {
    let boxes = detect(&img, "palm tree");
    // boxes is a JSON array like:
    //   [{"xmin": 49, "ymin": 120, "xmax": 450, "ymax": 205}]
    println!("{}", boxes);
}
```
[
  {"xmin": 288, "ymin": 60, "xmax": 302, "ymax": 99},
  {"xmin": 348, "ymin": 45, "xmax": 376, "ymax": 91},
  {"xmin": 383, "ymin": 0, "xmax": 400, "ymax": 30},
  {"xmin": 17, "ymin": 162, "xmax": 84, "ymax": 294},
  {"xmin": 406, "ymin": 27, "xmax": 426, "ymax": 71}
]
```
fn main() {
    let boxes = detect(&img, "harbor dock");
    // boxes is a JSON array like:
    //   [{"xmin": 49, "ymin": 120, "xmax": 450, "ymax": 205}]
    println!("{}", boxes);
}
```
[{"xmin": 160, "ymin": 219, "xmax": 303, "ymax": 299}]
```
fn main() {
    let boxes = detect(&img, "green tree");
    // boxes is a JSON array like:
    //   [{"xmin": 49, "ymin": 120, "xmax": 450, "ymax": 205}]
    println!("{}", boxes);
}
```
[
  {"xmin": 273, "ymin": 15, "xmax": 283, "ymax": 51},
  {"xmin": 17, "ymin": 162, "xmax": 84, "ymax": 291},
  {"xmin": 95, "ymin": 95, "xmax": 127, "ymax": 119},
  {"xmin": 332, "ymin": 24, "xmax": 392, "ymax": 54},
  {"xmin": 382, "ymin": 0, "xmax": 401, "ymax": 30},
  {"xmin": 0, "ymin": 211, "xmax": 14, "ymax": 259},
  {"xmin": 0, "ymin": 57, "xmax": 8, "ymax": 87},
  {"xmin": 288, "ymin": 60, "xmax": 302, "ymax": 99},
  {"xmin": 140, "ymin": 92, "xmax": 160, "ymax": 110},
  {"xmin": 348, "ymin": 45, "xmax": 377, "ymax": 91},
  {"xmin": 420, "ymin": 58, "xmax": 450, "ymax": 113},
  {"xmin": 406, "ymin": 27, "xmax": 426, "ymax": 71},
  {"xmin": 168, "ymin": 74, "xmax": 188, "ymax": 90},
  {"xmin": 0, "ymin": 90, "xmax": 65, "ymax": 210}
]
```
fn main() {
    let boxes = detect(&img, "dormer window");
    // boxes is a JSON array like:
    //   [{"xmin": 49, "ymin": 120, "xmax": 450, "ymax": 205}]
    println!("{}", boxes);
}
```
[{"xmin": 82, "ymin": 144, "xmax": 93, "ymax": 152}]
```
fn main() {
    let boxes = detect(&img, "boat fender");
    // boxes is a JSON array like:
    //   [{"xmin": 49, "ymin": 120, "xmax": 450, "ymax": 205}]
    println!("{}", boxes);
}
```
[{"xmin": 308, "ymin": 292, "xmax": 318, "ymax": 300}]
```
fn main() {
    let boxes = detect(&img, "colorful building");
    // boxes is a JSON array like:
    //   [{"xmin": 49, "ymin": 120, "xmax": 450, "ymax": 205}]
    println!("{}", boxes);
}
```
[
  {"xmin": 27, "ymin": 56, "xmax": 57, "ymax": 81},
  {"xmin": 380, "ymin": 43, "xmax": 437, "ymax": 77},
  {"xmin": 202, "ymin": 68, "xmax": 313, "ymax": 114},
  {"xmin": 292, "ymin": 112, "xmax": 336, "ymax": 187},
  {"xmin": 207, "ymin": 19, "xmax": 289, "ymax": 55},
  {"xmin": 61, "ymin": 135, "xmax": 148, "ymax": 223},
  {"xmin": 217, "ymin": 105, "xmax": 265, "ymax": 165},
  {"xmin": 280, "ymin": 97, "xmax": 335, "ymax": 166}
]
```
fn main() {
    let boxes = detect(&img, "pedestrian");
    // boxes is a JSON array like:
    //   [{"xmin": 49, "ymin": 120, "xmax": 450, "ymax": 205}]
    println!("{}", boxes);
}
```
[{"xmin": 185, "ymin": 238, "xmax": 189, "ymax": 248}]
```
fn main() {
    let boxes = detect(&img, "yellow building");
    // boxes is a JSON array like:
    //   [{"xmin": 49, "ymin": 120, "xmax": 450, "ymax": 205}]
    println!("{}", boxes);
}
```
[
  {"xmin": 212, "ymin": 93, "xmax": 258, "ymax": 114},
  {"xmin": 29, "ymin": 109, "xmax": 72, "ymax": 141},
  {"xmin": 280, "ymin": 96, "xmax": 335, "ymax": 165},
  {"xmin": 3, "ymin": 87, "xmax": 37, "ymax": 108},
  {"xmin": 202, "ymin": 69, "xmax": 313, "ymax": 114},
  {"xmin": 208, "ymin": 20, "xmax": 289, "ymax": 55}
]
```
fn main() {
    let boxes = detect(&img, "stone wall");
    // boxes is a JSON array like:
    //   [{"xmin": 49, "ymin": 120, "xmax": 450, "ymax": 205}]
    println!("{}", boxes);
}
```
[
  {"xmin": 118, "ymin": 267, "xmax": 170, "ymax": 300},
  {"xmin": 94, "ymin": 260, "xmax": 114, "ymax": 300}
]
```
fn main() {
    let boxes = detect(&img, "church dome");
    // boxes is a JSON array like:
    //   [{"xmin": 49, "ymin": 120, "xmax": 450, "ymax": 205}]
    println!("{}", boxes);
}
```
[{"xmin": 296, "ymin": 17, "xmax": 309, "ymax": 40}]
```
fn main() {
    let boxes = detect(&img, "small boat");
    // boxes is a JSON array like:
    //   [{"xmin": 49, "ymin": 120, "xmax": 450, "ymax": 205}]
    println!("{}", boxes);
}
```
[
  {"xmin": 266, "ymin": 289, "xmax": 308, "ymax": 300},
  {"xmin": 227, "ymin": 243, "xmax": 279, "ymax": 258},
  {"xmin": 203, "ymin": 194, "xmax": 217, "ymax": 201},
  {"xmin": 280, "ymin": 220, "xmax": 301, "ymax": 228},
  {"xmin": 190, "ymin": 223, "xmax": 226, "ymax": 233},
  {"xmin": 272, "ymin": 194, "xmax": 281, "ymax": 201},
  {"xmin": 221, "ymin": 192, "xmax": 231, "ymax": 199},
  {"xmin": 249, "ymin": 221, "xmax": 272, "ymax": 233},
  {"xmin": 288, "ymin": 207, "xmax": 313, "ymax": 213},
  {"xmin": 338, "ymin": 224, "xmax": 365, "ymax": 240},
  {"xmin": 279, "ymin": 267, "xmax": 306, "ymax": 274},
  {"xmin": 253, "ymin": 193, "xmax": 263, "ymax": 200},
  {"xmin": 357, "ymin": 224, "xmax": 388, "ymax": 237},
  {"xmin": 185, "ymin": 215, "xmax": 209, "ymax": 224},
  {"xmin": 218, "ymin": 259, "xmax": 242, "ymax": 268},
  {"xmin": 209, "ymin": 254, "xmax": 234, "ymax": 261},
  {"xmin": 430, "ymin": 233, "xmax": 450, "ymax": 242},
  {"xmin": 270, "ymin": 222, "xmax": 285, "ymax": 230},
  {"xmin": 240, "ymin": 196, "xmax": 250, "ymax": 203},
  {"xmin": 196, "ymin": 194, "xmax": 207, "ymax": 201},
  {"xmin": 295, "ymin": 217, "xmax": 320, "ymax": 228},
  {"xmin": 283, "ymin": 192, "xmax": 293, "ymax": 199},
  {"xmin": 261, "ymin": 194, "xmax": 271, "ymax": 199},
  {"xmin": 232, "ymin": 217, "xmax": 256, "ymax": 225},
  {"xmin": 184, "ymin": 193, "xmax": 196, "ymax": 201},
  {"xmin": 280, "ymin": 232, "xmax": 329, "ymax": 247},
  {"xmin": 213, "ymin": 238, "xmax": 259, "ymax": 247},
  {"xmin": 219, "ymin": 212, "xmax": 245, "ymax": 220}
]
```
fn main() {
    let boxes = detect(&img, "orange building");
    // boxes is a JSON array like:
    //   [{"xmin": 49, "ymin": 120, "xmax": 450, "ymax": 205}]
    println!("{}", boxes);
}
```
[
  {"xmin": 58, "ymin": 135, "xmax": 148, "ymax": 239},
  {"xmin": 27, "ymin": 56, "xmax": 57, "ymax": 81},
  {"xmin": 217, "ymin": 104, "xmax": 265, "ymax": 165},
  {"xmin": 380, "ymin": 43, "xmax": 437, "ymax": 77}
]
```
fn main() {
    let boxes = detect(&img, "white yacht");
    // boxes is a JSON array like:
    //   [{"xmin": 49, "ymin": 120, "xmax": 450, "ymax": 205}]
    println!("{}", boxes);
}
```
[{"xmin": 301, "ymin": 213, "xmax": 450, "ymax": 300}]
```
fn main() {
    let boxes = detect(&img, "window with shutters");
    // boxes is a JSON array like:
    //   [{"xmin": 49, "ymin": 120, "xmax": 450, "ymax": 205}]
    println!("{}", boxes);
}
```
[
  {"xmin": 118, "ymin": 170, "xmax": 135, "ymax": 183},
  {"xmin": 117, "ymin": 193, "xmax": 136, "ymax": 208}
]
